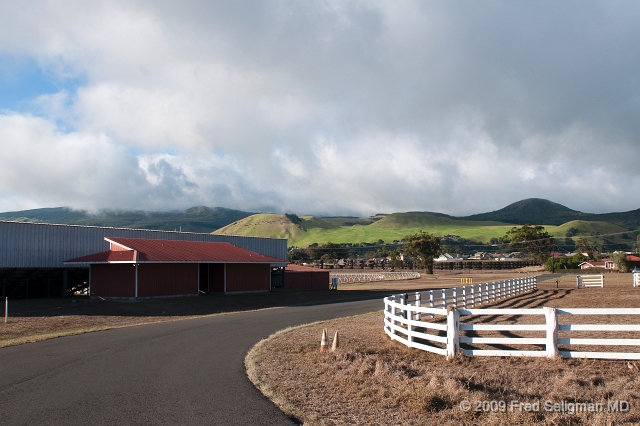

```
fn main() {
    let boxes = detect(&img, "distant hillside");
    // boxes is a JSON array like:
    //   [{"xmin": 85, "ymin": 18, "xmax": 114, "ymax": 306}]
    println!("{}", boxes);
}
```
[
  {"xmin": 214, "ymin": 212, "xmax": 516, "ymax": 246},
  {"xmin": 213, "ymin": 201, "xmax": 640, "ymax": 249},
  {"xmin": 462, "ymin": 198, "xmax": 640, "ymax": 229},
  {"xmin": 4, "ymin": 198, "xmax": 640, "ymax": 249},
  {"xmin": 0, "ymin": 206, "xmax": 254, "ymax": 233},
  {"xmin": 462, "ymin": 198, "xmax": 586, "ymax": 225}
]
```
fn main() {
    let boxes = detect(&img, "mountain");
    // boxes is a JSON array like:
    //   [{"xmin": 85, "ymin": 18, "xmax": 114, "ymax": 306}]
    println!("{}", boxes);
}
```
[
  {"xmin": 3, "ymin": 198, "xmax": 639, "ymax": 248},
  {"xmin": 213, "ymin": 199, "xmax": 640, "ymax": 248},
  {"xmin": 0, "ymin": 206, "xmax": 254, "ymax": 233},
  {"xmin": 462, "ymin": 198, "xmax": 640, "ymax": 228}
]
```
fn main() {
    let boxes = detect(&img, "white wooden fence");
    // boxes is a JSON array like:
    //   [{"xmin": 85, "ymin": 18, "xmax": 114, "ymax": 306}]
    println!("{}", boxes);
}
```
[
  {"xmin": 633, "ymin": 272, "xmax": 640, "ymax": 288},
  {"xmin": 330, "ymin": 271, "xmax": 420, "ymax": 284},
  {"xmin": 384, "ymin": 278, "xmax": 640, "ymax": 360},
  {"xmin": 384, "ymin": 278, "xmax": 537, "ymax": 357},
  {"xmin": 577, "ymin": 274, "xmax": 603, "ymax": 288}
]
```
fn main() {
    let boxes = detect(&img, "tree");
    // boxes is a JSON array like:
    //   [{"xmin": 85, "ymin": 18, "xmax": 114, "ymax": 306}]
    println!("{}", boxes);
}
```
[
  {"xmin": 501, "ymin": 225, "xmax": 553, "ymax": 264},
  {"xmin": 611, "ymin": 252, "xmax": 630, "ymax": 272},
  {"xmin": 576, "ymin": 237, "xmax": 597, "ymax": 258},
  {"xmin": 545, "ymin": 253, "xmax": 587, "ymax": 272},
  {"xmin": 309, "ymin": 242, "xmax": 349, "ymax": 261},
  {"xmin": 565, "ymin": 227, "xmax": 579, "ymax": 238},
  {"xmin": 403, "ymin": 231, "xmax": 441, "ymax": 274},
  {"xmin": 288, "ymin": 247, "xmax": 310, "ymax": 262}
]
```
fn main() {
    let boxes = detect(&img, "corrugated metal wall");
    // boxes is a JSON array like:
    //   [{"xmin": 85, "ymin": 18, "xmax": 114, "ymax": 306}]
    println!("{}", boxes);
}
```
[
  {"xmin": 225, "ymin": 263, "xmax": 270, "ymax": 292},
  {"xmin": 90, "ymin": 264, "xmax": 135, "ymax": 297},
  {"xmin": 0, "ymin": 221, "xmax": 287, "ymax": 268},
  {"xmin": 138, "ymin": 264, "xmax": 198, "ymax": 297}
]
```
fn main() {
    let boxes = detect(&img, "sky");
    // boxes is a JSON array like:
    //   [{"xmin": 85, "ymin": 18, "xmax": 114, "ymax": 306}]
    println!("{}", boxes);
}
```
[{"xmin": 0, "ymin": 1, "xmax": 639, "ymax": 217}]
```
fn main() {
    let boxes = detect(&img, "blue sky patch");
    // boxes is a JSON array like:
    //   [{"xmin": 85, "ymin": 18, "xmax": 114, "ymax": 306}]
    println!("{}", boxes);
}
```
[{"xmin": 0, "ymin": 55, "xmax": 84, "ymax": 111}]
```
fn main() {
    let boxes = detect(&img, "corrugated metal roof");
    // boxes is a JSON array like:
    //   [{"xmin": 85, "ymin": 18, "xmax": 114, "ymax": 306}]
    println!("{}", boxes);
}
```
[
  {"xmin": 65, "ymin": 237, "xmax": 287, "ymax": 264},
  {"xmin": 67, "ymin": 250, "xmax": 136, "ymax": 263},
  {"xmin": 0, "ymin": 221, "xmax": 287, "ymax": 267}
]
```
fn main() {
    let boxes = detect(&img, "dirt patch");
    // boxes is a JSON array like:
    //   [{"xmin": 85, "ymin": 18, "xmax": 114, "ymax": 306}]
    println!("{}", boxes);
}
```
[{"xmin": 247, "ymin": 276, "xmax": 640, "ymax": 425}]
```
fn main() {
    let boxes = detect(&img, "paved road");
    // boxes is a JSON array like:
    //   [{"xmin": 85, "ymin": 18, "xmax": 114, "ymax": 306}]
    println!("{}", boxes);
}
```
[{"xmin": 0, "ymin": 298, "xmax": 381, "ymax": 425}]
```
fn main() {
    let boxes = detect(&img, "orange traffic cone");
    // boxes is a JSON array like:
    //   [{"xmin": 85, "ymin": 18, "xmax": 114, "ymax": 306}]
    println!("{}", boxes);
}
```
[
  {"xmin": 331, "ymin": 331, "xmax": 339, "ymax": 351},
  {"xmin": 320, "ymin": 328, "xmax": 329, "ymax": 352}
]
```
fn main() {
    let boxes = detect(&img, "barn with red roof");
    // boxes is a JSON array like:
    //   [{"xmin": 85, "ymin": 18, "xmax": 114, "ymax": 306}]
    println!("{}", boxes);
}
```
[{"xmin": 65, "ymin": 237, "xmax": 288, "ymax": 298}]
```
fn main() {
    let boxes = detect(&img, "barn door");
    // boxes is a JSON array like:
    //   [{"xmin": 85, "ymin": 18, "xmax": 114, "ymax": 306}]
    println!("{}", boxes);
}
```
[
  {"xmin": 198, "ymin": 263, "xmax": 209, "ymax": 294},
  {"xmin": 271, "ymin": 267, "xmax": 285, "ymax": 289}
]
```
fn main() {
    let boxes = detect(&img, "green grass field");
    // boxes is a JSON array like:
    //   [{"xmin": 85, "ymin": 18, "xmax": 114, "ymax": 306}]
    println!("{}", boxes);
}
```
[{"xmin": 213, "ymin": 212, "xmax": 638, "ymax": 249}]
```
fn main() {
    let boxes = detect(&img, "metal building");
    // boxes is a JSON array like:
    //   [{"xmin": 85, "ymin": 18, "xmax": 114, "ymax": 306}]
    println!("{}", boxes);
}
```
[
  {"xmin": 0, "ymin": 221, "xmax": 287, "ymax": 298},
  {"xmin": 65, "ymin": 237, "xmax": 287, "ymax": 298}
]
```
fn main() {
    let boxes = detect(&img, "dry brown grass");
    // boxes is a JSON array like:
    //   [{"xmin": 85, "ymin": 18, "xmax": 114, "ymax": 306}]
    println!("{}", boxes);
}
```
[
  {"xmin": 0, "ymin": 314, "xmax": 204, "ymax": 347},
  {"xmin": 246, "ymin": 275, "xmax": 640, "ymax": 425}
]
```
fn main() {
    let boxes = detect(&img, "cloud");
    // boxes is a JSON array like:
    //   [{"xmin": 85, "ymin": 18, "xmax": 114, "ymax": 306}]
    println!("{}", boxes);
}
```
[{"xmin": 0, "ymin": 1, "xmax": 639, "ymax": 216}]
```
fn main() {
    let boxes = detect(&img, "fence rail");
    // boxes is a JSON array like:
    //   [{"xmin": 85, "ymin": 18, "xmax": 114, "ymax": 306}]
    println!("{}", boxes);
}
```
[
  {"xmin": 577, "ymin": 274, "xmax": 603, "ymax": 288},
  {"xmin": 384, "ymin": 277, "xmax": 536, "ymax": 357},
  {"xmin": 383, "ymin": 277, "xmax": 640, "ymax": 360},
  {"xmin": 330, "ymin": 271, "xmax": 420, "ymax": 284}
]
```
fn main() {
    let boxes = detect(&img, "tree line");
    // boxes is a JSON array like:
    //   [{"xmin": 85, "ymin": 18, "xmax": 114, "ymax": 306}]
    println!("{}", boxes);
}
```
[{"xmin": 289, "ymin": 225, "xmax": 640, "ymax": 274}]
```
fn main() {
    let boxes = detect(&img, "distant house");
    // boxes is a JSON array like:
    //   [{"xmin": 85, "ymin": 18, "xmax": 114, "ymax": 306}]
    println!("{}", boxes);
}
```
[
  {"xmin": 627, "ymin": 255, "xmax": 640, "ymax": 270},
  {"xmin": 469, "ymin": 252, "xmax": 492, "ymax": 260},
  {"xmin": 434, "ymin": 253, "xmax": 464, "ymax": 262},
  {"xmin": 578, "ymin": 260, "xmax": 616, "ymax": 270}
]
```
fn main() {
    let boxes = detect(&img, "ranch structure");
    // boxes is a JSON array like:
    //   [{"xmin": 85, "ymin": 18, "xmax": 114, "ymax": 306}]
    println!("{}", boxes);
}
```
[
  {"xmin": 65, "ymin": 237, "xmax": 288, "ymax": 298},
  {"xmin": 0, "ymin": 221, "xmax": 289, "ymax": 299}
]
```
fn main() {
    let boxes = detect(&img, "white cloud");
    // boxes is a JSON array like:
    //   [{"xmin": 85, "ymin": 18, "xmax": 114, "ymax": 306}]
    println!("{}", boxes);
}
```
[{"xmin": 0, "ymin": 1, "xmax": 639, "ymax": 216}]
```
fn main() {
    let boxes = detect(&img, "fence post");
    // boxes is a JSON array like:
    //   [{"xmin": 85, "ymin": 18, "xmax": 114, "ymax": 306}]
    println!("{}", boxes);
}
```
[
  {"xmin": 453, "ymin": 287, "xmax": 457, "ymax": 307},
  {"xmin": 391, "ymin": 295, "xmax": 398, "ymax": 335},
  {"xmin": 415, "ymin": 292, "xmax": 421, "ymax": 321},
  {"xmin": 544, "ymin": 307, "xmax": 559, "ymax": 359},
  {"xmin": 429, "ymin": 290, "xmax": 434, "ymax": 318},
  {"xmin": 441, "ymin": 288, "xmax": 446, "ymax": 309},
  {"xmin": 491, "ymin": 283, "xmax": 495, "ymax": 302},
  {"xmin": 462, "ymin": 286, "xmax": 467, "ymax": 309},
  {"xmin": 401, "ymin": 293, "xmax": 413, "ymax": 342},
  {"xmin": 446, "ymin": 308, "xmax": 460, "ymax": 359},
  {"xmin": 400, "ymin": 293, "xmax": 408, "ymax": 319},
  {"xmin": 470, "ymin": 286, "xmax": 475, "ymax": 307},
  {"xmin": 484, "ymin": 283, "xmax": 488, "ymax": 304}
]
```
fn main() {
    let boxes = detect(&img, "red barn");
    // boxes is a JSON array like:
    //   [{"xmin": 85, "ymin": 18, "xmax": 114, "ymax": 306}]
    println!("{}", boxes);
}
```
[
  {"xmin": 65, "ymin": 237, "xmax": 287, "ymax": 298},
  {"xmin": 284, "ymin": 264, "xmax": 330, "ymax": 291}
]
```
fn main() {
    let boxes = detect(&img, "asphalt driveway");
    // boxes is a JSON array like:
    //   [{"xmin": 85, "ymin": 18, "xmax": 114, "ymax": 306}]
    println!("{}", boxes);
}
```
[{"xmin": 0, "ymin": 298, "xmax": 381, "ymax": 425}]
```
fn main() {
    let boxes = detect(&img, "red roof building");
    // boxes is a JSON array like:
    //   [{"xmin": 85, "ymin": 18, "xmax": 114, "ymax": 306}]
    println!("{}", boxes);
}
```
[{"xmin": 65, "ymin": 237, "xmax": 287, "ymax": 298}]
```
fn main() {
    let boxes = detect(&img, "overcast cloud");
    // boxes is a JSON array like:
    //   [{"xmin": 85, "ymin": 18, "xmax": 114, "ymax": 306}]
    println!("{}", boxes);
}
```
[{"xmin": 0, "ymin": 1, "xmax": 638, "ymax": 216}]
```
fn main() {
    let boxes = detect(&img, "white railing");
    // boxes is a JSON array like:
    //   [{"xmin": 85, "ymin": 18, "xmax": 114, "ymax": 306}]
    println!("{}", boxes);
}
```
[
  {"xmin": 577, "ymin": 274, "xmax": 603, "ymax": 288},
  {"xmin": 384, "ymin": 277, "xmax": 537, "ymax": 357},
  {"xmin": 384, "ymin": 278, "xmax": 640, "ymax": 360},
  {"xmin": 331, "ymin": 271, "xmax": 420, "ymax": 284},
  {"xmin": 633, "ymin": 272, "xmax": 640, "ymax": 288}
]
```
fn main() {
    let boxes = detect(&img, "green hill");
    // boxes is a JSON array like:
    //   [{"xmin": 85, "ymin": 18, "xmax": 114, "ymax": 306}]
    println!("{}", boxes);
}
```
[
  {"xmin": 3, "ymin": 198, "xmax": 639, "ymax": 250},
  {"xmin": 214, "ymin": 209, "xmax": 640, "ymax": 250},
  {"xmin": 214, "ymin": 212, "xmax": 517, "ymax": 246},
  {"xmin": 463, "ymin": 198, "xmax": 585, "ymax": 225},
  {"xmin": 463, "ymin": 198, "xmax": 640, "ymax": 228}
]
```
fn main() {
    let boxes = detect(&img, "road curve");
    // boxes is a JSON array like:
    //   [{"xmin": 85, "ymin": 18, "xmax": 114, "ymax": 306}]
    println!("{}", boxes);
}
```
[{"xmin": 0, "ymin": 298, "xmax": 381, "ymax": 425}]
